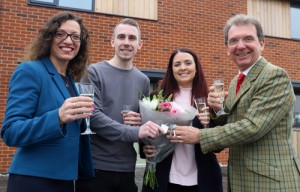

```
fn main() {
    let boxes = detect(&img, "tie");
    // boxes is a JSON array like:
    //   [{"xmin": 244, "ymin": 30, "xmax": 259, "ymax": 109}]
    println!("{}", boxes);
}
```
[{"xmin": 236, "ymin": 73, "xmax": 246, "ymax": 94}]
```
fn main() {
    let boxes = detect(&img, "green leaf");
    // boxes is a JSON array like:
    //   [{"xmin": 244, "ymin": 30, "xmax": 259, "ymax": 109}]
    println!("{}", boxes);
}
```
[{"xmin": 144, "ymin": 164, "xmax": 159, "ymax": 190}]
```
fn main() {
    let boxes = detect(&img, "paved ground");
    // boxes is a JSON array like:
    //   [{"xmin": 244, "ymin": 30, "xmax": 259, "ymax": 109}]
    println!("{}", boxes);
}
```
[
  {"xmin": 0, "ymin": 166, "xmax": 228, "ymax": 192},
  {"xmin": 0, "ymin": 174, "xmax": 7, "ymax": 192}
]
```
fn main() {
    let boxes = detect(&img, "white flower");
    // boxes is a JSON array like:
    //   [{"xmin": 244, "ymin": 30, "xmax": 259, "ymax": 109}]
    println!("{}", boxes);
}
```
[
  {"xmin": 142, "ymin": 97, "xmax": 151, "ymax": 107},
  {"xmin": 142, "ymin": 97, "xmax": 159, "ymax": 110},
  {"xmin": 149, "ymin": 99, "xmax": 159, "ymax": 110}
]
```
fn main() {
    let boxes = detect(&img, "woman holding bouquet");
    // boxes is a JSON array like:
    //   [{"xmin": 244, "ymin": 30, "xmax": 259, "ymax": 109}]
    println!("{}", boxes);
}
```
[{"xmin": 142, "ymin": 48, "xmax": 223, "ymax": 192}]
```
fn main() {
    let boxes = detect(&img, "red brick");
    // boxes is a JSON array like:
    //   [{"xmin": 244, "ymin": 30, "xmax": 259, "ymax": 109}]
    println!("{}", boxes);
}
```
[{"xmin": 0, "ymin": 0, "xmax": 299, "ymax": 173}]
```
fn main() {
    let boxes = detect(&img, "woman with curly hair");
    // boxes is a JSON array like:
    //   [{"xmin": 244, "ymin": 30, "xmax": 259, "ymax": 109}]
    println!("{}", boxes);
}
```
[{"xmin": 1, "ymin": 12, "xmax": 94, "ymax": 192}]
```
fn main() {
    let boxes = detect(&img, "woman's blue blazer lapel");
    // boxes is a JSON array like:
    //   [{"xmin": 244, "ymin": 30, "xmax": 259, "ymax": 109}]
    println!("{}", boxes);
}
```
[{"xmin": 40, "ymin": 57, "xmax": 72, "ymax": 100}]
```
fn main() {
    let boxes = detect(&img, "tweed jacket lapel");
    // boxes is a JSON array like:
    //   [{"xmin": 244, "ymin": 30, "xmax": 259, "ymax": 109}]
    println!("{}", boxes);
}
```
[{"xmin": 226, "ymin": 57, "xmax": 268, "ymax": 114}]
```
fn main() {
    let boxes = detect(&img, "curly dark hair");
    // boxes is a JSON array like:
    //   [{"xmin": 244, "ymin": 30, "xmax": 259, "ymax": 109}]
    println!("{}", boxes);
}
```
[
  {"xmin": 25, "ymin": 12, "xmax": 90, "ymax": 81},
  {"xmin": 153, "ymin": 48, "xmax": 208, "ymax": 106}
]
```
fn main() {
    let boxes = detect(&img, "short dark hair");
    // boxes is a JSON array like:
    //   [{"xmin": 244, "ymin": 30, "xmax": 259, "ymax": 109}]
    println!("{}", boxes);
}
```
[{"xmin": 113, "ymin": 18, "xmax": 142, "ymax": 39}]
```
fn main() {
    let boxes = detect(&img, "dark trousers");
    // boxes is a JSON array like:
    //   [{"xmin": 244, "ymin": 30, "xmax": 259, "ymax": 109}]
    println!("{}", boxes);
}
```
[
  {"xmin": 167, "ymin": 182, "xmax": 198, "ymax": 192},
  {"xmin": 7, "ymin": 174, "xmax": 74, "ymax": 192},
  {"xmin": 76, "ymin": 169, "xmax": 138, "ymax": 192}
]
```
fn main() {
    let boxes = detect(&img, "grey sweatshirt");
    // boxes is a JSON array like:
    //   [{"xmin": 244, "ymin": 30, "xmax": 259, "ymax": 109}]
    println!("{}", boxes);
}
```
[{"xmin": 88, "ymin": 61, "xmax": 149, "ymax": 172}]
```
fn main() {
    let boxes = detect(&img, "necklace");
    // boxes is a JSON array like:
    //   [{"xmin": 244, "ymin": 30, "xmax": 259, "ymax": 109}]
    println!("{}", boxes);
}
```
[{"xmin": 60, "ymin": 74, "xmax": 69, "ymax": 87}]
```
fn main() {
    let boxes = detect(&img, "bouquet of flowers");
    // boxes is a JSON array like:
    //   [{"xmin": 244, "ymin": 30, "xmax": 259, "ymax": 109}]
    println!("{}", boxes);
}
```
[{"xmin": 139, "ymin": 90, "xmax": 197, "ymax": 190}]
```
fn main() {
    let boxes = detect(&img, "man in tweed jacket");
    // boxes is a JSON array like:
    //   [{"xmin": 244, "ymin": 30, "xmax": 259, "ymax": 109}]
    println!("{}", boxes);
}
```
[{"xmin": 170, "ymin": 14, "xmax": 300, "ymax": 191}]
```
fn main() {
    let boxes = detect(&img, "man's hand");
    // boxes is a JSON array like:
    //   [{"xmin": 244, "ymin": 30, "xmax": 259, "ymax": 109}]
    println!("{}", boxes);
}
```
[
  {"xmin": 122, "ymin": 111, "xmax": 141, "ymax": 126},
  {"xmin": 207, "ymin": 86, "xmax": 228, "ymax": 113},
  {"xmin": 167, "ymin": 125, "xmax": 200, "ymax": 144},
  {"xmin": 138, "ymin": 121, "xmax": 164, "ymax": 139}
]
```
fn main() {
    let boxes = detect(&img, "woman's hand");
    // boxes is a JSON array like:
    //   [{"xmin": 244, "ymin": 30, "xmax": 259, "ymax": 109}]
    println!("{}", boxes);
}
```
[
  {"xmin": 58, "ymin": 96, "xmax": 94, "ymax": 124},
  {"xmin": 143, "ymin": 144, "xmax": 156, "ymax": 163},
  {"xmin": 196, "ymin": 106, "xmax": 210, "ymax": 128}
]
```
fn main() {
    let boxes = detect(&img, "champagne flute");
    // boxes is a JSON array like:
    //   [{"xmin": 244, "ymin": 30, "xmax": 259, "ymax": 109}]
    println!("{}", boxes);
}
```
[
  {"xmin": 213, "ymin": 79, "xmax": 228, "ymax": 115},
  {"xmin": 77, "ymin": 83, "xmax": 96, "ymax": 135},
  {"xmin": 122, "ymin": 105, "xmax": 133, "ymax": 125},
  {"xmin": 121, "ymin": 105, "xmax": 133, "ymax": 114},
  {"xmin": 194, "ymin": 97, "xmax": 209, "ymax": 128}
]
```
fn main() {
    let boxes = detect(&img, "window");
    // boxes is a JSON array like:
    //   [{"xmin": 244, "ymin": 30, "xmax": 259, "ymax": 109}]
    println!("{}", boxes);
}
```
[
  {"xmin": 294, "ymin": 95, "xmax": 300, "ymax": 126},
  {"xmin": 293, "ymin": 82, "xmax": 300, "ymax": 159},
  {"xmin": 291, "ymin": 1, "xmax": 300, "ymax": 39},
  {"xmin": 141, "ymin": 69, "xmax": 165, "ymax": 92},
  {"xmin": 293, "ymin": 82, "xmax": 300, "ymax": 127},
  {"xmin": 30, "ymin": 0, "xmax": 55, "ymax": 6},
  {"xmin": 248, "ymin": 0, "xmax": 300, "ymax": 39},
  {"xmin": 31, "ymin": 0, "xmax": 54, "ymax": 3},
  {"xmin": 59, "ymin": 0, "xmax": 93, "ymax": 11},
  {"xmin": 29, "ymin": 0, "xmax": 158, "ymax": 20}
]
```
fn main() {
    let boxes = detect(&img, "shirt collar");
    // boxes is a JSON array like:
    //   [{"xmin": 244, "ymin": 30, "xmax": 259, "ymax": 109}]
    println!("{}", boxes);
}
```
[{"xmin": 239, "ymin": 56, "xmax": 261, "ymax": 76}]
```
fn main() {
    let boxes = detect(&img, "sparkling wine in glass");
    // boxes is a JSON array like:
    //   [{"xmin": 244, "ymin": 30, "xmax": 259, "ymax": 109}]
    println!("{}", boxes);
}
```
[
  {"xmin": 213, "ymin": 79, "xmax": 227, "ymax": 115},
  {"xmin": 122, "ymin": 105, "xmax": 133, "ymax": 125},
  {"xmin": 77, "ymin": 83, "xmax": 96, "ymax": 135},
  {"xmin": 121, "ymin": 105, "xmax": 133, "ymax": 115},
  {"xmin": 194, "ymin": 97, "xmax": 209, "ymax": 128}
]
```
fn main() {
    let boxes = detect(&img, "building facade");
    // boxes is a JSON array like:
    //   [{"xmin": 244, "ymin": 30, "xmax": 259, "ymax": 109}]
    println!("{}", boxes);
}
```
[{"xmin": 0, "ymin": 0, "xmax": 299, "ymax": 173}]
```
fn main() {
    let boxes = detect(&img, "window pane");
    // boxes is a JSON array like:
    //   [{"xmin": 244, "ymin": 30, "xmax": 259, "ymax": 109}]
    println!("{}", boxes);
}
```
[
  {"xmin": 59, "ymin": 0, "xmax": 93, "ymax": 10},
  {"xmin": 30, "ymin": 0, "xmax": 54, "ymax": 3},
  {"xmin": 291, "ymin": 2, "xmax": 300, "ymax": 39},
  {"xmin": 294, "ymin": 94, "xmax": 300, "ymax": 126},
  {"xmin": 295, "ymin": 95, "xmax": 300, "ymax": 113}
]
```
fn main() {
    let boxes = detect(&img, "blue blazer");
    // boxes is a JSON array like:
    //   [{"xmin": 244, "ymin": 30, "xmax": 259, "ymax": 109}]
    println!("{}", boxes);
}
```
[
  {"xmin": 1, "ymin": 57, "xmax": 94, "ymax": 180},
  {"xmin": 142, "ymin": 118, "xmax": 223, "ymax": 192}
]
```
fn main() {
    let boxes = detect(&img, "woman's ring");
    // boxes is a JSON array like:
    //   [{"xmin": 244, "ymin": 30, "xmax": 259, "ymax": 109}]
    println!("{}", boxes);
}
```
[{"xmin": 73, "ymin": 102, "xmax": 76, "ymax": 108}]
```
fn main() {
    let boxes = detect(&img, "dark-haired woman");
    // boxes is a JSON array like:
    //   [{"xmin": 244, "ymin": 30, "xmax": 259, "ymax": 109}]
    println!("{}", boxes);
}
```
[
  {"xmin": 142, "ymin": 48, "xmax": 223, "ymax": 192},
  {"xmin": 1, "ymin": 12, "xmax": 94, "ymax": 192}
]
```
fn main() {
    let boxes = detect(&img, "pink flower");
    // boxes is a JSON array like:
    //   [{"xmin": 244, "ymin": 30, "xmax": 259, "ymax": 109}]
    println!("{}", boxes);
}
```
[
  {"xmin": 158, "ymin": 102, "xmax": 172, "ymax": 112},
  {"xmin": 161, "ymin": 102, "xmax": 172, "ymax": 108}
]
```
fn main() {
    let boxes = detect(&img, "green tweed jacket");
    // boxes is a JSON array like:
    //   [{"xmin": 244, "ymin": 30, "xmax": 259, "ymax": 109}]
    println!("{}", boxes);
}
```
[{"xmin": 200, "ymin": 57, "xmax": 300, "ymax": 191}]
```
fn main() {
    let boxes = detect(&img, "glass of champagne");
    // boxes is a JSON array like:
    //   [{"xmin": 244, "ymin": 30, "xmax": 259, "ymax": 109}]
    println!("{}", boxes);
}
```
[
  {"xmin": 194, "ymin": 97, "xmax": 209, "ymax": 128},
  {"xmin": 121, "ymin": 105, "xmax": 133, "ymax": 114},
  {"xmin": 213, "ymin": 79, "xmax": 227, "ymax": 115},
  {"xmin": 122, "ymin": 105, "xmax": 133, "ymax": 125},
  {"xmin": 77, "ymin": 83, "xmax": 96, "ymax": 135}
]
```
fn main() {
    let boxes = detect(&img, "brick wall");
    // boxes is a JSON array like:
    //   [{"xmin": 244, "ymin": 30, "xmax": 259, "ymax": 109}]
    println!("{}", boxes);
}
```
[{"xmin": 1, "ymin": 0, "xmax": 300, "ymax": 173}]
